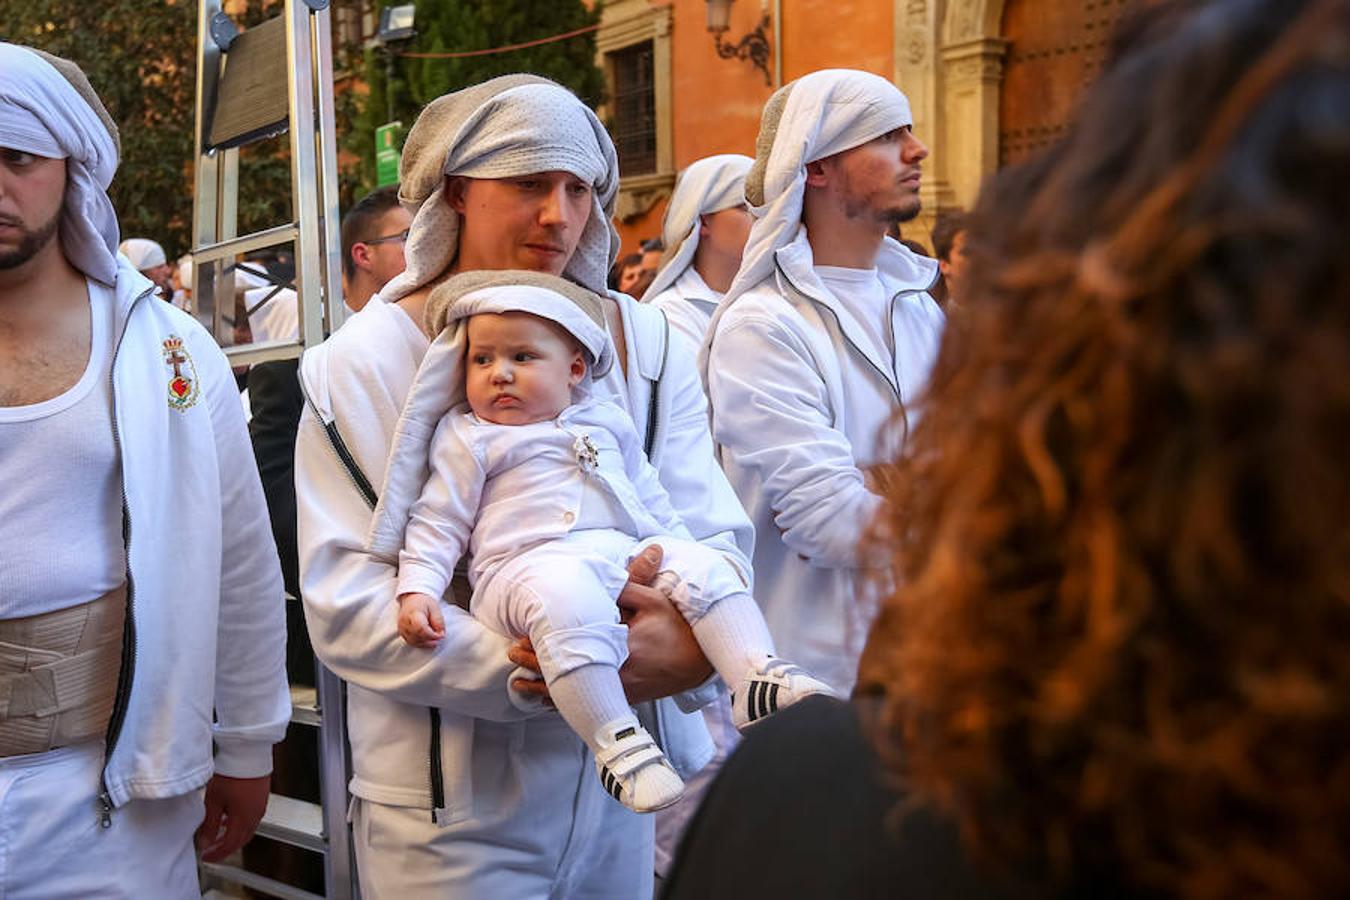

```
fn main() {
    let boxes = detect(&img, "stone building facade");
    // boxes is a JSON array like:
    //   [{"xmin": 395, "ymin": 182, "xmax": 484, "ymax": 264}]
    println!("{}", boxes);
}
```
[{"xmin": 595, "ymin": 0, "xmax": 1132, "ymax": 256}]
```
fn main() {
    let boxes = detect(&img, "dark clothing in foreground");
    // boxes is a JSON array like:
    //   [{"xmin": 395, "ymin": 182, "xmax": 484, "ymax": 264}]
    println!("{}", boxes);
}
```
[{"xmin": 664, "ymin": 695, "xmax": 1149, "ymax": 900}]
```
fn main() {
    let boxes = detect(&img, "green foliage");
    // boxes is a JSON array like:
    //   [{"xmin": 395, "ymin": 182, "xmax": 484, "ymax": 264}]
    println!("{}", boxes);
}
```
[
  {"xmin": 9, "ymin": 1, "xmax": 198, "ymax": 258},
  {"xmin": 8, "ymin": 0, "xmax": 302, "ymax": 259},
  {"xmin": 7, "ymin": 0, "xmax": 603, "ymax": 252},
  {"xmin": 347, "ymin": 0, "xmax": 605, "ymax": 193}
]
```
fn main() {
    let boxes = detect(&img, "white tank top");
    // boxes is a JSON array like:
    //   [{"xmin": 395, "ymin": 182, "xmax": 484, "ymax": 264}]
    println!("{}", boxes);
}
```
[{"xmin": 0, "ymin": 280, "xmax": 126, "ymax": 618}]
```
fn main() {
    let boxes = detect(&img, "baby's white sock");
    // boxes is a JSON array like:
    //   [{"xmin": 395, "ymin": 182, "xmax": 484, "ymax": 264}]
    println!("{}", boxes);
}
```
[
  {"xmin": 690, "ymin": 592, "xmax": 776, "ymax": 690},
  {"xmin": 548, "ymin": 663, "xmax": 633, "ymax": 753}
]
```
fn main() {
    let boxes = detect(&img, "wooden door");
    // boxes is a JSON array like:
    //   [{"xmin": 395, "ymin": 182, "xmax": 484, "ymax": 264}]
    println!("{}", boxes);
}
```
[{"xmin": 998, "ymin": 0, "xmax": 1132, "ymax": 165}]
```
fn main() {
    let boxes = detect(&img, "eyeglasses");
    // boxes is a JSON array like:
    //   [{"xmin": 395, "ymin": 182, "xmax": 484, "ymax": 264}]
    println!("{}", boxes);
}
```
[{"xmin": 362, "ymin": 228, "xmax": 410, "ymax": 246}]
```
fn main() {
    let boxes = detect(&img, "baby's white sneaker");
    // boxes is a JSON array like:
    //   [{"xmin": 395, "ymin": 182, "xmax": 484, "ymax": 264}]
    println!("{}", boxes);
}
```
[
  {"xmin": 593, "ymin": 717, "xmax": 685, "ymax": 813},
  {"xmin": 732, "ymin": 657, "xmax": 836, "ymax": 731}
]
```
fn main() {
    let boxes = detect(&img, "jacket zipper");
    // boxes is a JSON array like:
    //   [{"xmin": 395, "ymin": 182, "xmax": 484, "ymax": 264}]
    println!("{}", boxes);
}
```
[
  {"xmin": 428, "ymin": 708, "xmax": 445, "ymax": 823},
  {"xmin": 298, "ymin": 380, "xmax": 378, "ymax": 510},
  {"xmin": 639, "ymin": 313, "xmax": 671, "ymax": 752},
  {"xmin": 99, "ymin": 285, "xmax": 155, "ymax": 826},
  {"xmin": 777, "ymin": 263, "xmax": 906, "ymax": 407},
  {"xmin": 643, "ymin": 309, "xmax": 670, "ymax": 459},
  {"xmin": 886, "ymin": 291, "xmax": 913, "ymax": 442}
]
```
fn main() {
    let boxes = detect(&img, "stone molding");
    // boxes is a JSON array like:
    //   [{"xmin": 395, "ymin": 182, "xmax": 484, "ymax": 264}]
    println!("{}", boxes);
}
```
[{"xmin": 614, "ymin": 171, "xmax": 675, "ymax": 224}]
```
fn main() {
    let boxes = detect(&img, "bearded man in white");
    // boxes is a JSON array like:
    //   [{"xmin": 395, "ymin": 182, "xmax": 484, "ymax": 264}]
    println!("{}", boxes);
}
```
[
  {"xmin": 0, "ymin": 44, "xmax": 287, "ymax": 897},
  {"xmin": 703, "ymin": 69, "xmax": 945, "ymax": 695}
]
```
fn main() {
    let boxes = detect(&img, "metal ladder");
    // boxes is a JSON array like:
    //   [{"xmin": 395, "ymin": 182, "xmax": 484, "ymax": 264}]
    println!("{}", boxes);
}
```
[{"xmin": 189, "ymin": 2, "xmax": 355, "ymax": 897}]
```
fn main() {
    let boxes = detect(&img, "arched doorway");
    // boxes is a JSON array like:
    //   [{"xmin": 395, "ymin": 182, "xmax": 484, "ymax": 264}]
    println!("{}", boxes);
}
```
[{"xmin": 997, "ymin": 0, "xmax": 1130, "ymax": 165}]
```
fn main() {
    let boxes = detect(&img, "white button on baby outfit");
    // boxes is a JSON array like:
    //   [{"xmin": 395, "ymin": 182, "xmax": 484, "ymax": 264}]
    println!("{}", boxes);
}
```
[{"xmin": 563, "ymin": 511, "xmax": 576, "ymax": 524}]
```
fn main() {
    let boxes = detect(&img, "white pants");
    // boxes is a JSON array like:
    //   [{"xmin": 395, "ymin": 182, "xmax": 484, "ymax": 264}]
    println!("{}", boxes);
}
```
[
  {"xmin": 0, "ymin": 741, "xmax": 202, "ymax": 899},
  {"xmin": 478, "ymin": 530, "xmax": 748, "ymax": 683},
  {"xmin": 351, "ymin": 715, "xmax": 653, "ymax": 900}
]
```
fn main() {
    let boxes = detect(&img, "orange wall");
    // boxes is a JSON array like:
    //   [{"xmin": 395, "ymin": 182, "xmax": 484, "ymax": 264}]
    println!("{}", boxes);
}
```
[
  {"xmin": 614, "ymin": 0, "xmax": 896, "ymax": 261},
  {"xmin": 616, "ymin": 206, "xmax": 666, "ymax": 263},
  {"xmin": 670, "ymin": 1, "xmax": 774, "ymax": 168},
  {"xmin": 781, "ymin": 0, "xmax": 894, "ymax": 82}
]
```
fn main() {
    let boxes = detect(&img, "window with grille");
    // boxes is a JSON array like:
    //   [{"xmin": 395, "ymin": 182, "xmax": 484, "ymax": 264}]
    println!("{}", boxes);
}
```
[{"xmin": 609, "ymin": 41, "xmax": 656, "ymax": 176}]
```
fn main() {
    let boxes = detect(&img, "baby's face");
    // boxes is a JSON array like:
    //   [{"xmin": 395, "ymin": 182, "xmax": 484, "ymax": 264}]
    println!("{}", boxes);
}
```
[{"xmin": 465, "ymin": 311, "xmax": 585, "ymax": 425}]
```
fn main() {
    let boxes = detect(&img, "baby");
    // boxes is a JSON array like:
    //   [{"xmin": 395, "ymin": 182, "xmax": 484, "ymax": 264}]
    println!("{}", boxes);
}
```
[{"xmin": 371, "ymin": 274, "xmax": 830, "ymax": 813}]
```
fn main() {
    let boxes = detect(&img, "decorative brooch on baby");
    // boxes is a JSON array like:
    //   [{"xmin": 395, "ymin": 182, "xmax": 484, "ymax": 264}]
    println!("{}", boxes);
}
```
[{"xmin": 574, "ymin": 434, "xmax": 600, "ymax": 473}]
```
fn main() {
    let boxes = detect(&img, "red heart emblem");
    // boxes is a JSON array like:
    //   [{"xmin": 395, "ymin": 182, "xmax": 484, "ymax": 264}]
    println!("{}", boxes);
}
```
[{"xmin": 171, "ymin": 377, "xmax": 190, "ymax": 398}]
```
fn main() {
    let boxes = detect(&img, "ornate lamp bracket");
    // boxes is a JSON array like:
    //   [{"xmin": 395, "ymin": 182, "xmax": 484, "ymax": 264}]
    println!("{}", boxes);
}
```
[{"xmin": 712, "ymin": 14, "xmax": 773, "ymax": 86}]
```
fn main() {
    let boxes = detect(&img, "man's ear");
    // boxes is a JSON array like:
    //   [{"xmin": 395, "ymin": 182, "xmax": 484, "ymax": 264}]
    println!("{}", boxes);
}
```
[
  {"xmin": 804, "ymin": 159, "xmax": 830, "ymax": 188},
  {"xmin": 697, "ymin": 213, "xmax": 712, "ymax": 239},
  {"xmin": 444, "ymin": 175, "xmax": 467, "ymax": 214},
  {"xmin": 350, "ymin": 242, "xmax": 373, "ymax": 273}
]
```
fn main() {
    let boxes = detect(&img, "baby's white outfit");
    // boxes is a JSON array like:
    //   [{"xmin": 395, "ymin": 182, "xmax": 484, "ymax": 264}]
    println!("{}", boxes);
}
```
[{"xmin": 396, "ymin": 396, "xmax": 750, "ymax": 685}]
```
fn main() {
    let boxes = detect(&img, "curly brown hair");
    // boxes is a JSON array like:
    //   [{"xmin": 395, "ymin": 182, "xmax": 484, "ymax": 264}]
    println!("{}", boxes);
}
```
[{"xmin": 862, "ymin": 1, "xmax": 1350, "ymax": 897}]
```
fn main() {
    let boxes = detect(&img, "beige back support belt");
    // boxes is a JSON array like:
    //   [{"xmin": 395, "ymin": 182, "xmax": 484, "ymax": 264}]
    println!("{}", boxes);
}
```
[{"xmin": 0, "ymin": 586, "xmax": 127, "ymax": 758}]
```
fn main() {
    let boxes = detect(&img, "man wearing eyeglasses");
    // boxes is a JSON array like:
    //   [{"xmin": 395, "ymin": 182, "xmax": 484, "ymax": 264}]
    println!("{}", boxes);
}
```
[{"xmin": 340, "ymin": 185, "xmax": 411, "ymax": 313}]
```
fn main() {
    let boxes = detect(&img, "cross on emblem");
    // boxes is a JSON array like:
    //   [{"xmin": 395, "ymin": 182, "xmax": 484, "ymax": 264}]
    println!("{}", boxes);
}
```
[{"xmin": 166, "ymin": 347, "xmax": 188, "ymax": 379}]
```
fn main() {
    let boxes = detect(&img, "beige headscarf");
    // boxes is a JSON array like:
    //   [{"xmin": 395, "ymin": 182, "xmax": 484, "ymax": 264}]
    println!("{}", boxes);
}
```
[{"xmin": 381, "ymin": 75, "xmax": 620, "ymax": 302}]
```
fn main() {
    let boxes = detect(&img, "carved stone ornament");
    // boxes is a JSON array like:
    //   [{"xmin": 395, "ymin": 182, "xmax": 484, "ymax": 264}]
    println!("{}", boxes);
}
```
[
  {"xmin": 614, "ymin": 172, "xmax": 675, "ymax": 224},
  {"xmin": 907, "ymin": 34, "xmax": 927, "ymax": 64}
]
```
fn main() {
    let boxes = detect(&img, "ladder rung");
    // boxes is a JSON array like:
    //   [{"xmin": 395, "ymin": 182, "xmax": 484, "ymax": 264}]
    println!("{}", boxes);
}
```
[
  {"xmin": 194, "ymin": 223, "xmax": 299, "ymax": 263},
  {"xmin": 200, "ymin": 860, "xmax": 324, "ymax": 900},
  {"xmin": 257, "ymin": 793, "xmax": 326, "ymax": 853},
  {"xmin": 290, "ymin": 684, "xmax": 320, "ymax": 727},
  {"xmin": 225, "ymin": 339, "xmax": 304, "ymax": 368}
]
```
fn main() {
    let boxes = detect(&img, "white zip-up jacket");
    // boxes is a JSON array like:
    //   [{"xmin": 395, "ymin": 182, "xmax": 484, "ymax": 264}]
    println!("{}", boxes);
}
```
[
  {"xmin": 296, "ymin": 291, "xmax": 747, "ymax": 812},
  {"xmin": 705, "ymin": 228, "xmax": 944, "ymax": 694},
  {"xmin": 102, "ymin": 257, "xmax": 289, "ymax": 807}
]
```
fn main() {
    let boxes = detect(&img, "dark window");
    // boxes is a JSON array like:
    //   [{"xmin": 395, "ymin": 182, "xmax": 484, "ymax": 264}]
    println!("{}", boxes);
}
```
[
  {"xmin": 610, "ymin": 41, "xmax": 656, "ymax": 176},
  {"xmin": 329, "ymin": 0, "xmax": 371, "ymax": 71}
]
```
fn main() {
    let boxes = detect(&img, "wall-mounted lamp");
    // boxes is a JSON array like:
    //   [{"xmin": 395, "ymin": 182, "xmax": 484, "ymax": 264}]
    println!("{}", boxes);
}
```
[
  {"xmin": 375, "ymin": 4, "xmax": 417, "ymax": 123},
  {"xmin": 377, "ymin": 5, "xmax": 417, "ymax": 43},
  {"xmin": 706, "ymin": 0, "xmax": 773, "ymax": 87}
]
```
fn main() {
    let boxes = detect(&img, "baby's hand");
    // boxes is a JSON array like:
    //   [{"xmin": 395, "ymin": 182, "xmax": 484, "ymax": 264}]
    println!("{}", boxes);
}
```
[{"xmin": 397, "ymin": 592, "xmax": 446, "ymax": 648}]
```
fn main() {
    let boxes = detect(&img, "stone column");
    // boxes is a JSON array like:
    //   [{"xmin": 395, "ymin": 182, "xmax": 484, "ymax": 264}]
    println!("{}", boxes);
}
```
[
  {"xmin": 939, "ymin": 35, "xmax": 1006, "ymax": 209},
  {"xmin": 894, "ymin": 0, "xmax": 950, "ymax": 247}
]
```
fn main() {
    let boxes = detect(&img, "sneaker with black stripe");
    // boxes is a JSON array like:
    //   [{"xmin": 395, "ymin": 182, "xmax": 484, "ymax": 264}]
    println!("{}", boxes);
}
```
[
  {"xmin": 593, "ymin": 717, "xmax": 685, "ymax": 813},
  {"xmin": 732, "ymin": 658, "xmax": 835, "ymax": 731}
]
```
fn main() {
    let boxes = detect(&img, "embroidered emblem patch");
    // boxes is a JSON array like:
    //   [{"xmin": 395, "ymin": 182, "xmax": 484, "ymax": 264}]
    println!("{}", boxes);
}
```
[
  {"xmin": 162, "ymin": 335, "xmax": 200, "ymax": 411},
  {"xmin": 574, "ymin": 434, "xmax": 600, "ymax": 472}
]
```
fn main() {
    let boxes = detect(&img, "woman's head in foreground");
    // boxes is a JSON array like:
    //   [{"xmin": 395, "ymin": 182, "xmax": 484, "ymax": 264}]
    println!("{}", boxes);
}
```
[{"xmin": 866, "ymin": 1, "xmax": 1350, "ymax": 897}]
